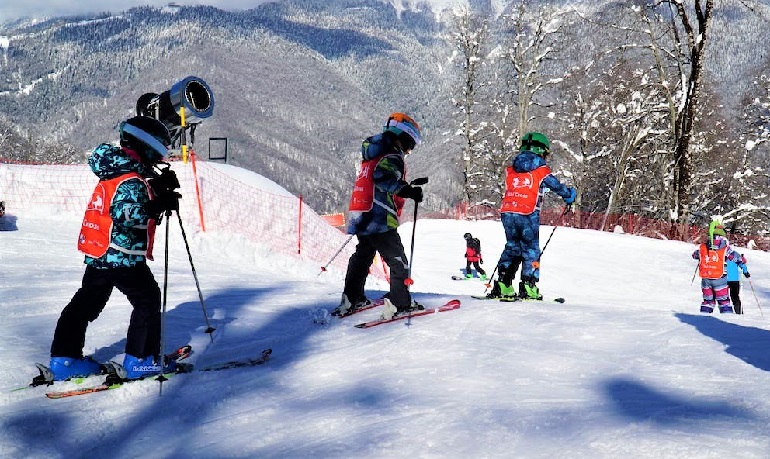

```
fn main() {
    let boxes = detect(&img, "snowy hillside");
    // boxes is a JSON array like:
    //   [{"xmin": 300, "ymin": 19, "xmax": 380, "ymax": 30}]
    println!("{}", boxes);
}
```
[{"xmin": 2, "ymin": 164, "xmax": 770, "ymax": 458}]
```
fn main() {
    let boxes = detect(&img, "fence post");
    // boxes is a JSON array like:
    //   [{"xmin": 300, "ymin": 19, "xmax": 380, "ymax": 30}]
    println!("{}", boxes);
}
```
[{"xmin": 297, "ymin": 194, "xmax": 303, "ymax": 254}]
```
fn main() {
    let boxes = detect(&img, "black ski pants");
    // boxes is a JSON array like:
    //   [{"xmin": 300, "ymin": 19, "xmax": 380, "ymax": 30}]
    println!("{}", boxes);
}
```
[
  {"xmin": 50, "ymin": 263, "xmax": 162, "ymax": 359},
  {"xmin": 343, "ymin": 229, "xmax": 411, "ymax": 308},
  {"xmin": 728, "ymin": 280, "xmax": 742, "ymax": 314}
]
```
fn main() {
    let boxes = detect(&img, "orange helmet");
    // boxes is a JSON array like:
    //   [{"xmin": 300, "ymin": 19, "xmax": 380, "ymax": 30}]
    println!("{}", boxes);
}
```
[{"xmin": 384, "ymin": 112, "xmax": 421, "ymax": 150}]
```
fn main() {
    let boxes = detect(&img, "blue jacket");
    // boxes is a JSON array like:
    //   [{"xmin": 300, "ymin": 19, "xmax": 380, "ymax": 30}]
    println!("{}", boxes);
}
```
[
  {"xmin": 347, "ymin": 132, "xmax": 408, "ymax": 236},
  {"xmin": 726, "ymin": 249, "xmax": 748, "ymax": 282},
  {"xmin": 84, "ymin": 144, "xmax": 156, "ymax": 269}
]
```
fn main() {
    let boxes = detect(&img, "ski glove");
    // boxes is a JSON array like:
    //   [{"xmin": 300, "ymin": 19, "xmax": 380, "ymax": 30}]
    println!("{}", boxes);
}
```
[
  {"xmin": 743, "ymin": 269, "xmax": 751, "ymax": 278},
  {"xmin": 149, "ymin": 167, "xmax": 180, "ymax": 194},
  {"xmin": 564, "ymin": 187, "xmax": 577, "ymax": 205},
  {"xmin": 397, "ymin": 184, "xmax": 423, "ymax": 203}
]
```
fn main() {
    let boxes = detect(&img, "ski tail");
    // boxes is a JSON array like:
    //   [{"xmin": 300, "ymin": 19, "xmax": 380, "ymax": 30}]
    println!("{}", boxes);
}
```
[{"xmin": 355, "ymin": 299, "xmax": 461, "ymax": 329}]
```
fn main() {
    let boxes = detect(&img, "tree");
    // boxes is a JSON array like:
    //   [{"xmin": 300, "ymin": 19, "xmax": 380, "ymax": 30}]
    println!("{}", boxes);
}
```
[{"xmin": 448, "ymin": 6, "xmax": 491, "ymax": 208}]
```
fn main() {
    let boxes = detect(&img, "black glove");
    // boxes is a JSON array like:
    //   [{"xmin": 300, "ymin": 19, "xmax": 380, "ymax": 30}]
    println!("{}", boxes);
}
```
[
  {"xmin": 397, "ymin": 184, "xmax": 423, "ymax": 203},
  {"xmin": 146, "ymin": 189, "xmax": 181, "ymax": 217},
  {"xmin": 149, "ymin": 167, "xmax": 180, "ymax": 195},
  {"xmin": 744, "ymin": 271, "xmax": 751, "ymax": 278}
]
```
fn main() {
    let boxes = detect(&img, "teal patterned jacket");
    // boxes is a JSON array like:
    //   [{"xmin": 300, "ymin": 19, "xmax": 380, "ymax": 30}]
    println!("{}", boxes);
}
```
[
  {"xmin": 84, "ymin": 144, "xmax": 156, "ymax": 269},
  {"xmin": 347, "ymin": 132, "xmax": 408, "ymax": 236}
]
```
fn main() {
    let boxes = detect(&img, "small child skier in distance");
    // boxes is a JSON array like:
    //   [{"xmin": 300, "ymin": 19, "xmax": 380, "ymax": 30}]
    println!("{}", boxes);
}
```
[
  {"xmin": 692, "ymin": 220, "xmax": 749, "ymax": 314},
  {"xmin": 463, "ymin": 233, "xmax": 487, "ymax": 280}
]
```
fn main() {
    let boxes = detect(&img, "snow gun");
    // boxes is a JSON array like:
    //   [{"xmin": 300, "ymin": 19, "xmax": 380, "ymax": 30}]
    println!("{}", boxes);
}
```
[{"xmin": 135, "ymin": 76, "xmax": 215, "ymax": 150}]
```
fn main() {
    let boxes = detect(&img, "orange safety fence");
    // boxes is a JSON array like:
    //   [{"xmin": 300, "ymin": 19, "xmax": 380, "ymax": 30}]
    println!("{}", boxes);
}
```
[{"xmin": 0, "ymin": 158, "xmax": 388, "ymax": 280}]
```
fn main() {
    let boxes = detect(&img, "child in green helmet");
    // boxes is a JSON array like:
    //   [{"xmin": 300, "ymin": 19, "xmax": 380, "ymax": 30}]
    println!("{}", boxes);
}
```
[{"xmin": 691, "ymin": 220, "xmax": 749, "ymax": 314}]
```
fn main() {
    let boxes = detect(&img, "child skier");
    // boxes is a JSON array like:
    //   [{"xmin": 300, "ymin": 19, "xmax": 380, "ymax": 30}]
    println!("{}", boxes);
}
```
[
  {"xmin": 726, "ymin": 251, "xmax": 749, "ymax": 314},
  {"xmin": 692, "ymin": 220, "xmax": 749, "ymax": 314},
  {"xmin": 463, "ymin": 233, "xmax": 486, "ymax": 280}
]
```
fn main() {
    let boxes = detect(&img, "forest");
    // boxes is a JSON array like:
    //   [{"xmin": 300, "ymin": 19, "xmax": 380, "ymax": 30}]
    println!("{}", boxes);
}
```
[{"xmin": 1, "ymin": 0, "xmax": 770, "ymax": 234}]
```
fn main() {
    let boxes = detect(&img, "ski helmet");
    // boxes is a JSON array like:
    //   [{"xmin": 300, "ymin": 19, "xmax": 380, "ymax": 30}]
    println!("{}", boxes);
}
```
[
  {"xmin": 384, "ymin": 112, "xmax": 421, "ymax": 151},
  {"xmin": 119, "ymin": 116, "xmax": 172, "ymax": 163},
  {"xmin": 519, "ymin": 132, "xmax": 550, "ymax": 156},
  {"xmin": 463, "ymin": 232, "xmax": 473, "ymax": 240},
  {"xmin": 708, "ymin": 219, "xmax": 726, "ymax": 244}
]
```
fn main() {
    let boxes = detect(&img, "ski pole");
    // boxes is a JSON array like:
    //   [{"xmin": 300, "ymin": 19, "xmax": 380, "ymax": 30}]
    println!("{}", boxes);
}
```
[
  {"xmin": 176, "ymin": 210, "xmax": 216, "ymax": 342},
  {"xmin": 319, "ymin": 234, "xmax": 354, "ymax": 275},
  {"xmin": 691, "ymin": 263, "xmax": 699, "ymax": 285},
  {"xmin": 405, "ymin": 200, "xmax": 419, "ymax": 287},
  {"xmin": 157, "ymin": 209, "xmax": 172, "ymax": 393},
  {"xmin": 404, "ymin": 177, "xmax": 428, "ymax": 286},
  {"xmin": 483, "ymin": 265, "xmax": 498, "ymax": 292},
  {"xmin": 540, "ymin": 206, "xmax": 570, "ymax": 259},
  {"xmin": 747, "ymin": 278, "xmax": 764, "ymax": 316}
]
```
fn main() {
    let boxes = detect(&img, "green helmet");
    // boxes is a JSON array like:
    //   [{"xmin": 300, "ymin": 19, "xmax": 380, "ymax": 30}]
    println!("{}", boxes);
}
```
[
  {"xmin": 708, "ymin": 219, "xmax": 726, "ymax": 244},
  {"xmin": 519, "ymin": 132, "xmax": 551, "ymax": 156}
]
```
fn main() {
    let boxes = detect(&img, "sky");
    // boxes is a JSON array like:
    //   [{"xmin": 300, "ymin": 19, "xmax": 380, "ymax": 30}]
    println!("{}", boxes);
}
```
[
  {"xmin": 2, "ymin": 162, "xmax": 770, "ymax": 458},
  {"xmin": 0, "ymin": 0, "xmax": 274, "ymax": 25}
]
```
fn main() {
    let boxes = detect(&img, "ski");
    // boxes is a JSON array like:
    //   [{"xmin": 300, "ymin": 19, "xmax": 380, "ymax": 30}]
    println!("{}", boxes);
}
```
[
  {"xmin": 452, "ymin": 275, "xmax": 486, "ymax": 281},
  {"xmin": 472, "ymin": 295, "xmax": 565, "ymax": 303},
  {"xmin": 200, "ymin": 348, "xmax": 272, "ymax": 371},
  {"xmin": 502, "ymin": 296, "xmax": 565, "ymax": 303},
  {"xmin": 45, "ymin": 365, "xmax": 194, "ymax": 399},
  {"xmin": 44, "ymin": 348, "xmax": 271, "ymax": 399},
  {"xmin": 354, "ymin": 299, "xmax": 461, "ymax": 329},
  {"xmin": 332, "ymin": 297, "xmax": 386, "ymax": 318}
]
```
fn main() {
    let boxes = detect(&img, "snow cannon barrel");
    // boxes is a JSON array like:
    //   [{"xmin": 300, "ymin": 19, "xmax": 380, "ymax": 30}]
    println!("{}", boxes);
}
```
[{"xmin": 136, "ymin": 76, "xmax": 215, "ymax": 133}]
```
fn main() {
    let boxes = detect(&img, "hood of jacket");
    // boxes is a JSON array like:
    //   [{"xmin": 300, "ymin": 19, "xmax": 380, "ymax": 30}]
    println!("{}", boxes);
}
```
[
  {"xmin": 88, "ymin": 143, "xmax": 150, "ymax": 180},
  {"xmin": 362, "ymin": 131, "xmax": 402, "ymax": 161},
  {"xmin": 512, "ymin": 150, "xmax": 547, "ymax": 173}
]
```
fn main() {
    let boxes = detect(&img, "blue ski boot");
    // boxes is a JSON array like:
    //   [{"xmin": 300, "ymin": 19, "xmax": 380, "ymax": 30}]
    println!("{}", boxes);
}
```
[
  {"xmin": 122, "ymin": 354, "xmax": 176, "ymax": 380},
  {"xmin": 48, "ymin": 356, "xmax": 102, "ymax": 381}
]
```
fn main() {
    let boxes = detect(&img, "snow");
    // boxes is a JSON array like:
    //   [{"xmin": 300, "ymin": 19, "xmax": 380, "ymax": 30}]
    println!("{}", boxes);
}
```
[{"xmin": 3, "ymin": 164, "xmax": 770, "ymax": 458}]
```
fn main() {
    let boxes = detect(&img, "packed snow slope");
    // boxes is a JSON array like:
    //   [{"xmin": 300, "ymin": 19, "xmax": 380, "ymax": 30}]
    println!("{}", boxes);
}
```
[{"xmin": 2, "ymin": 166, "xmax": 770, "ymax": 458}]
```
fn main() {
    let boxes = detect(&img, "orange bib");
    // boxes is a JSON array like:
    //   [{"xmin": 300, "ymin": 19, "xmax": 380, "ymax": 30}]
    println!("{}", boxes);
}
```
[
  {"xmin": 698, "ymin": 244, "xmax": 726, "ymax": 279},
  {"xmin": 348, "ymin": 154, "xmax": 406, "ymax": 216},
  {"xmin": 78, "ymin": 172, "xmax": 156, "ymax": 260},
  {"xmin": 500, "ymin": 165, "xmax": 551, "ymax": 214}
]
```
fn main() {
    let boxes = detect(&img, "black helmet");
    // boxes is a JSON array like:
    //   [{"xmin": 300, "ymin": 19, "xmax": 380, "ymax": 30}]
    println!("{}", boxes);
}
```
[
  {"xmin": 119, "ymin": 116, "xmax": 172, "ymax": 163},
  {"xmin": 463, "ymin": 233, "xmax": 472, "ymax": 240}
]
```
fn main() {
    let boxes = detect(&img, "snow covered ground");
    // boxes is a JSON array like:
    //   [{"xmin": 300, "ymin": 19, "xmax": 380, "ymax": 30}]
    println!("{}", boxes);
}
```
[{"xmin": 2, "ymin": 166, "xmax": 770, "ymax": 458}]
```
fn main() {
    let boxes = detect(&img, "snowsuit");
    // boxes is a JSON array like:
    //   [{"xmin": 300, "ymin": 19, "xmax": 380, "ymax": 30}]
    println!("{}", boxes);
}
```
[
  {"xmin": 691, "ymin": 235, "xmax": 747, "ymax": 314},
  {"xmin": 50, "ymin": 144, "xmax": 163, "ymax": 359},
  {"xmin": 465, "ymin": 238, "xmax": 485, "ymax": 277},
  {"xmin": 497, "ymin": 151, "xmax": 573, "ymax": 287},
  {"xmin": 344, "ymin": 131, "xmax": 413, "ymax": 308},
  {"xmin": 726, "ymin": 252, "xmax": 748, "ymax": 314}
]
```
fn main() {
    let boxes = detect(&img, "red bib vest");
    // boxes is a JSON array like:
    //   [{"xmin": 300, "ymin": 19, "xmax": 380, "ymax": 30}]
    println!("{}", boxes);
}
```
[
  {"xmin": 78, "ymin": 172, "xmax": 157, "ymax": 260},
  {"xmin": 348, "ymin": 154, "xmax": 405, "ymax": 216},
  {"xmin": 698, "ymin": 244, "xmax": 726, "ymax": 279},
  {"xmin": 500, "ymin": 165, "xmax": 551, "ymax": 215}
]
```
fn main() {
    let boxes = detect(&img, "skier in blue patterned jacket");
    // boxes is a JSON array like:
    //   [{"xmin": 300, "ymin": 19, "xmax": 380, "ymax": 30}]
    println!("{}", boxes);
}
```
[
  {"xmin": 46, "ymin": 116, "xmax": 182, "ymax": 381},
  {"xmin": 489, "ymin": 132, "xmax": 576, "ymax": 301},
  {"xmin": 337, "ymin": 113, "xmax": 425, "ymax": 320}
]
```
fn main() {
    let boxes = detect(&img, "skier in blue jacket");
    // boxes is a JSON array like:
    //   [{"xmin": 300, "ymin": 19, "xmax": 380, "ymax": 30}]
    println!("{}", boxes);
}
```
[
  {"xmin": 489, "ymin": 132, "xmax": 575, "ymax": 300},
  {"xmin": 726, "ymin": 247, "xmax": 749, "ymax": 314}
]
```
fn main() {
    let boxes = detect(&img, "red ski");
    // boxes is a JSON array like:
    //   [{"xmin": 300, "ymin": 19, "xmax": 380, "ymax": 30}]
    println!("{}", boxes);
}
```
[{"xmin": 354, "ymin": 299, "xmax": 461, "ymax": 328}]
